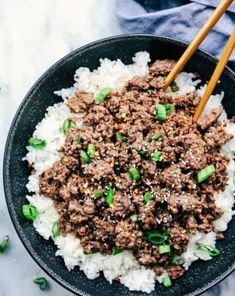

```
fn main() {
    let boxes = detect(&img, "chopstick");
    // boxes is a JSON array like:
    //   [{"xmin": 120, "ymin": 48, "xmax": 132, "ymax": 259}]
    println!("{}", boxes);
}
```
[
  {"xmin": 193, "ymin": 29, "xmax": 235, "ymax": 122},
  {"xmin": 164, "ymin": 0, "xmax": 233, "ymax": 89}
]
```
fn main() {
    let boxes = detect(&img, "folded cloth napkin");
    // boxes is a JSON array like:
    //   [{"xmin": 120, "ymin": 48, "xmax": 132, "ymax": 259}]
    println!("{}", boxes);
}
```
[{"xmin": 116, "ymin": 0, "xmax": 235, "ymax": 70}]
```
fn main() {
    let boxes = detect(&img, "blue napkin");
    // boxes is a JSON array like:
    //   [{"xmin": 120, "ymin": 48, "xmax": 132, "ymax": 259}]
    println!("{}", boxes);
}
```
[{"xmin": 116, "ymin": 0, "xmax": 235, "ymax": 70}]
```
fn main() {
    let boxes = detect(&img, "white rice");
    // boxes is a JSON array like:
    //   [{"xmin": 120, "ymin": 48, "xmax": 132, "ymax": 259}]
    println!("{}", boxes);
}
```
[{"xmin": 25, "ymin": 52, "xmax": 235, "ymax": 293}]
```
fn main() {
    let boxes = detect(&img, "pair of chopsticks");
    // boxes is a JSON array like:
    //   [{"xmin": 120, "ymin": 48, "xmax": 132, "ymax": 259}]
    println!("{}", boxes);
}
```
[{"xmin": 164, "ymin": 0, "xmax": 235, "ymax": 122}]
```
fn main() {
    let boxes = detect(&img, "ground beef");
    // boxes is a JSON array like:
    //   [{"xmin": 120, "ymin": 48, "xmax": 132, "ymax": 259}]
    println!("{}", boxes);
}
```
[
  {"xmin": 167, "ymin": 192, "xmax": 201, "ymax": 214},
  {"xmin": 67, "ymin": 90, "xmax": 94, "ymax": 113},
  {"xmin": 198, "ymin": 106, "xmax": 223, "ymax": 130},
  {"xmin": 161, "ymin": 164, "xmax": 191, "ymax": 191},
  {"xmin": 37, "ymin": 58, "xmax": 233, "ymax": 282},
  {"xmin": 135, "ymin": 244, "xmax": 160, "ymax": 266},
  {"xmin": 115, "ymin": 221, "xmax": 143, "ymax": 249},
  {"xmin": 106, "ymin": 192, "xmax": 135, "ymax": 218},
  {"xmin": 84, "ymin": 158, "xmax": 114, "ymax": 180},
  {"xmin": 149, "ymin": 59, "xmax": 176, "ymax": 75},
  {"xmin": 170, "ymin": 223, "xmax": 189, "ymax": 252},
  {"xmin": 204, "ymin": 124, "xmax": 233, "ymax": 148},
  {"xmin": 167, "ymin": 265, "xmax": 185, "ymax": 279}
]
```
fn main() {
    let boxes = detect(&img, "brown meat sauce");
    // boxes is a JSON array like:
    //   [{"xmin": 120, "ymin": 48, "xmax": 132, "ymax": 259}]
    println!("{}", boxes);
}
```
[{"xmin": 38, "ymin": 59, "xmax": 232, "ymax": 280}]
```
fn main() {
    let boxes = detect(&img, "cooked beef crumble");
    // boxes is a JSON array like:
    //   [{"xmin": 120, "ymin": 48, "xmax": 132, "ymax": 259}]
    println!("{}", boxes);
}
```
[{"xmin": 39, "ymin": 59, "xmax": 232, "ymax": 280}]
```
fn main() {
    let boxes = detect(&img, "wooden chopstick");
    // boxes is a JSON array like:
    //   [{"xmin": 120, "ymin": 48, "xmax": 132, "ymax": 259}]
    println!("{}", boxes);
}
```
[
  {"xmin": 164, "ymin": 0, "xmax": 233, "ymax": 89},
  {"xmin": 193, "ymin": 29, "xmax": 235, "ymax": 122}
]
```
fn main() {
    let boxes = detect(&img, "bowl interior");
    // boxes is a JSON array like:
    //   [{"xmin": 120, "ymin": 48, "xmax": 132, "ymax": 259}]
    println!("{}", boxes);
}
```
[{"xmin": 3, "ymin": 35, "xmax": 235, "ymax": 296}]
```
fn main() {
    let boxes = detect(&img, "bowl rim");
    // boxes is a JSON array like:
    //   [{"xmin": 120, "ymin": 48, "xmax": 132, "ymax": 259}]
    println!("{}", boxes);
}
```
[{"xmin": 3, "ymin": 33, "xmax": 235, "ymax": 296}]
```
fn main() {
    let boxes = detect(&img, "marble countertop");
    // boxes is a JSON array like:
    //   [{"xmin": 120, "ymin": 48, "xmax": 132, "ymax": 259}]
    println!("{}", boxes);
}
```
[{"xmin": 0, "ymin": 1, "xmax": 234, "ymax": 295}]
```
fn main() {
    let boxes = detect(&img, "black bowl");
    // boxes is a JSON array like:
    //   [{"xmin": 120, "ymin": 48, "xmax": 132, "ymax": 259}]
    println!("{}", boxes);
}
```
[{"xmin": 3, "ymin": 34, "xmax": 235, "ymax": 296}]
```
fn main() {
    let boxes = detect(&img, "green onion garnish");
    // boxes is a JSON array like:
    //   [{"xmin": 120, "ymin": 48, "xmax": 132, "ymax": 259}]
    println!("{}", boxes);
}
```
[
  {"xmin": 144, "ymin": 192, "xmax": 153, "ymax": 204},
  {"xmin": 162, "ymin": 72, "xmax": 169, "ymax": 78},
  {"xmin": 95, "ymin": 87, "xmax": 113, "ymax": 104},
  {"xmin": 129, "ymin": 167, "xmax": 141, "ymax": 181},
  {"xmin": 113, "ymin": 247, "xmax": 122, "ymax": 255},
  {"xmin": 156, "ymin": 104, "xmax": 166, "ymax": 121},
  {"xmin": 152, "ymin": 150, "xmax": 162, "ymax": 162},
  {"xmin": 163, "ymin": 228, "xmax": 171, "ymax": 236},
  {"xmin": 52, "ymin": 221, "xmax": 60, "ymax": 239},
  {"xmin": 159, "ymin": 245, "xmax": 171, "ymax": 254},
  {"xmin": 116, "ymin": 132, "xmax": 127, "ymax": 142},
  {"xmin": 164, "ymin": 104, "xmax": 174, "ymax": 115},
  {"xmin": 197, "ymin": 164, "xmax": 216, "ymax": 183},
  {"xmin": 33, "ymin": 277, "xmax": 49, "ymax": 291},
  {"xmin": 77, "ymin": 136, "xmax": 83, "ymax": 144},
  {"xmin": 87, "ymin": 143, "xmax": 96, "ymax": 158},
  {"xmin": 146, "ymin": 88, "xmax": 153, "ymax": 95},
  {"xmin": 196, "ymin": 244, "xmax": 220, "ymax": 257},
  {"xmin": 143, "ymin": 230, "xmax": 168, "ymax": 245},
  {"xmin": 139, "ymin": 149, "xmax": 147, "ymax": 158},
  {"xmin": 22, "ymin": 205, "xmax": 38, "ymax": 221},
  {"xmin": 94, "ymin": 190, "xmax": 103, "ymax": 199},
  {"xmin": 91, "ymin": 248, "xmax": 99, "ymax": 254},
  {"xmin": 170, "ymin": 255, "xmax": 179, "ymax": 265},
  {"xmin": 105, "ymin": 186, "xmax": 114, "ymax": 206},
  {"xmin": 162, "ymin": 276, "xmax": 172, "ymax": 287},
  {"xmin": 62, "ymin": 119, "xmax": 75, "ymax": 135},
  {"xmin": 80, "ymin": 150, "xmax": 91, "ymax": 164},
  {"xmin": 153, "ymin": 134, "xmax": 163, "ymax": 141},
  {"xmin": 171, "ymin": 81, "xmax": 179, "ymax": 92},
  {"xmin": 28, "ymin": 137, "xmax": 46, "ymax": 149},
  {"xmin": 0, "ymin": 235, "xmax": 10, "ymax": 254}
]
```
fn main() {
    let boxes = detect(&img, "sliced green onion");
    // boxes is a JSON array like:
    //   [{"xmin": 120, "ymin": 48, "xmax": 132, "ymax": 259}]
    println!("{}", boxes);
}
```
[
  {"xmin": 196, "ymin": 244, "xmax": 220, "ymax": 257},
  {"xmin": 80, "ymin": 150, "xmax": 91, "ymax": 164},
  {"xmin": 159, "ymin": 245, "xmax": 171, "ymax": 254},
  {"xmin": 116, "ymin": 132, "xmax": 127, "ymax": 142},
  {"xmin": 94, "ymin": 190, "xmax": 103, "ymax": 199},
  {"xmin": 162, "ymin": 72, "xmax": 169, "ymax": 78},
  {"xmin": 197, "ymin": 164, "xmax": 216, "ymax": 183},
  {"xmin": 95, "ymin": 87, "xmax": 113, "ymax": 104},
  {"xmin": 153, "ymin": 134, "xmax": 163, "ymax": 141},
  {"xmin": 33, "ymin": 277, "xmax": 49, "ymax": 291},
  {"xmin": 62, "ymin": 119, "xmax": 75, "ymax": 135},
  {"xmin": 0, "ymin": 235, "xmax": 10, "ymax": 254},
  {"xmin": 52, "ymin": 221, "xmax": 60, "ymax": 239},
  {"xmin": 91, "ymin": 248, "xmax": 99, "ymax": 254},
  {"xmin": 113, "ymin": 247, "xmax": 122, "ymax": 255},
  {"xmin": 22, "ymin": 205, "xmax": 38, "ymax": 221},
  {"xmin": 156, "ymin": 103, "xmax": 167, "ymax": 121},
  {"xmin": 87, "ymin": 143, "xmax": 96, "ymax": 158},
  {"xmin": 162, "ymin": 276, "xmax": 172, "ymax": 288},
  {"xmin": 163, "ymin": 228, "xmax": 171, "ymax": 236},
  {"xmin": 164, "ymin": 104, "xmax": 174, "ymax": 115},
  {"xmin": 28, "ymin": 137, "xmax": 46, "ymax": 149},
  {"xmin": 130, "ymin": 214, "xmax": 138, "ymax": 222},
  {"xmin": 152, "ymin": 150, "xmax": 162, "ymax": 162},
  {"xmin": 77, "ymin": 136, "xmax": 83, "ymax": 144},
  {"xmin": 143, "ymin": 230, "xmax": 166, "ymax": 245},
  {"xmin": 146, "ymin": 88, "xmax": 153, "ymax": 95},
  {"xmin": 129, "ymin": 167, "xmax": 141, "ymax": 181},
  {"xmin": 105, "ymin": 186, "xmax": 114, "ymax": 206},
  {"xmin": 144, "ymin": 192, "xmax": 153, "ymax": 204},
  {"xmin": 170, "ymin": 255, "xmax": 179, "ymax": 265},
  {"xmin": 139, "ymin": 149, "xmax": 147, "ymax": 158},
  {"xmin": 171, "ymin": 81, "xmax": 179, "ymax": 92}
]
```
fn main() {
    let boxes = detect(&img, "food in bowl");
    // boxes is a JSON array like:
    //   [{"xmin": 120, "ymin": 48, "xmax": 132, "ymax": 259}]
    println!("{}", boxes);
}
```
[{"xmin": 23, "ymin": 52, "xmax": 235, "ymax": 293}]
